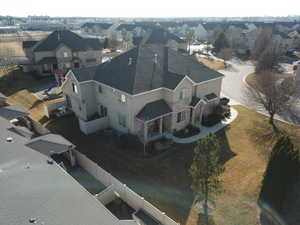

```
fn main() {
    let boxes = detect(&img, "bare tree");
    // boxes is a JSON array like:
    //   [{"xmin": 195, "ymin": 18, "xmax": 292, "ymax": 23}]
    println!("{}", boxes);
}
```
[
  {"xmin": 185, "ymin": 30, "xmax": 195, "ymax": 54},
  {"xmin": 219, "ymin": 48, "xmax": 233, "ymax": 68},
  {"xmin": 244, "ymin": 70, "xmax": 294, "ymax": 133},
  {"xmin": 252, "ymin": 27, "xmax": 273, "ymax": 60}
]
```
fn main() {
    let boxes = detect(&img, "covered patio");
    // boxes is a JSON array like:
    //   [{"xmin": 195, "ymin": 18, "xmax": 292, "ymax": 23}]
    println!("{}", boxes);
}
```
[{"xmin": 136, "ymin": 99, "xmax": 173, "ymax": 143}]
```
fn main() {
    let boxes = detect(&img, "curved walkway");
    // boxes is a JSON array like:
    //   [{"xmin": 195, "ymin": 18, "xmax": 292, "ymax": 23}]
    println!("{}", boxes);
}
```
[{"xmin": 169, "ymin": 108, "xmax": 238, "ymax": 144}]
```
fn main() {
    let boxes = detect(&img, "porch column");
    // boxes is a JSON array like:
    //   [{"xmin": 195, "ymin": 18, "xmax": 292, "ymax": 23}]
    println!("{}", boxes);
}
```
[
  {"xmin": 159, "ymin": 117, "xmax": 163, "ymax": 134},
  {"xmin": 143, "ymin": 121, "xmax": 148, "ymax": 143}
]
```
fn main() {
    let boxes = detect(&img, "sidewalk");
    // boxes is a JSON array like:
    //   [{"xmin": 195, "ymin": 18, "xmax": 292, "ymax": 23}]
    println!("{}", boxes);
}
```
[{"xmin": 168, "ymin": 108, "xmax": 238, "ymax": 144}]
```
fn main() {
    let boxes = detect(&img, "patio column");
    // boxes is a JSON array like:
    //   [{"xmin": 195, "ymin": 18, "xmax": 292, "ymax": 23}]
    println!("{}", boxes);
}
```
[
  {"xmin": 159, "ymin": 117, "xmax": 163, "ymax": 134},
  {"xmin": 143, "ymin": 121, "xmax": 148, "ymax": 143}
]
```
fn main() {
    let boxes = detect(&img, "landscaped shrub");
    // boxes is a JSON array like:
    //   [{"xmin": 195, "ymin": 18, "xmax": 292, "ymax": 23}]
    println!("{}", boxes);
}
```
[
  {"xmin": 173, "ymin": 125, "xmax": 200, "ymax": 138},
  {"xmin": 202, "ymin": 113, "xmax": 223, "ymax": 127}
]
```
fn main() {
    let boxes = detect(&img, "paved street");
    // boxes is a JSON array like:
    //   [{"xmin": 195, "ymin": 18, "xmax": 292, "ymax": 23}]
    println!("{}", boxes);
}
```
[{"xmin": 220, "ymin": 59, "xmax": 300, "ymax": 125}]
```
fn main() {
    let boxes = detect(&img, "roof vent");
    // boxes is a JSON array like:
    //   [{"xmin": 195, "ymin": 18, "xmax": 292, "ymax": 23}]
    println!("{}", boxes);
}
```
[
  {"xmin": 29, "ymin": 218, "xmax": 37, "ymax": 223},
  {"xmin": 47, "ymin": 159, "xmax": 54, "ymax": 165},
  {"xmin": 6, "ymin": 137, "xmax": 13, "ymax": 143},
  {"xmin": 128, "ymin": 57, "xmax": 132, "ymax": 65},
  {"xmin": 154, "ymin": 54, "xmax": 158, "ymax": 64}
]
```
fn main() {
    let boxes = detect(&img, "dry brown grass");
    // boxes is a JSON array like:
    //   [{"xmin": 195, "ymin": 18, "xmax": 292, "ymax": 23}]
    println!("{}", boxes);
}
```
[
  {"xmin": 246, "ymin": 72, "xmax": 294, "ymax": 91},
  {"xmin": 197, "ymin": 56, "xmax": 225, "ymax": 70}
]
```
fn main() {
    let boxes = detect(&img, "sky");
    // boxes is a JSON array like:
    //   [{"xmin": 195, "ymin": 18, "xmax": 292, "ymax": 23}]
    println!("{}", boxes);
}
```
[{"xmin": 1, "ymin": 0, "xmax": 299, "ymax": 18}]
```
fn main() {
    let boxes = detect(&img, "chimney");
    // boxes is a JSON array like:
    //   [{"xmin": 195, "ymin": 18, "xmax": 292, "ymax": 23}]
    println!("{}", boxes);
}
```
[{"xmin": 154, "ymin": 54, "xmax": 158, "ymax": 64}]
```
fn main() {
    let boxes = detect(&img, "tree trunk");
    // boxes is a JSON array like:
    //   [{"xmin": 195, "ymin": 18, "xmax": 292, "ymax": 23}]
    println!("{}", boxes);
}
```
[
  {"xmin": 269, "ymin": 113, "xmax": 279, "ymax": 133},
  {"xmin": 204, "ymin": 181, "xmax": 209, "ymax": 225}
]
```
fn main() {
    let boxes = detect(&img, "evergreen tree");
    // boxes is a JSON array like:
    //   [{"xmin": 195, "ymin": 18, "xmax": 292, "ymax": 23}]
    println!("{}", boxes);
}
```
[
  {"xmin": 213, "ymin": 32, "xmax": 229, "ymax": 53},
  {"xmin": 189, "ymin": 133, "xmax": 225, "ymax": 225}
]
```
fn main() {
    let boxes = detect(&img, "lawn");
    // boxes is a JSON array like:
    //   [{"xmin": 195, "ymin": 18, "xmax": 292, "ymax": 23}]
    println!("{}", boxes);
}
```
[
  {"xmin": 197, "ymin": 56, "xmax": 225, "ymax": 71},
  {"xmin": 44, "ymin": 106, "xmax": 300, "ymax": 225},
  {"xmin": 246, "ymin": 72, "xmax": 294, "ymax": 91}
]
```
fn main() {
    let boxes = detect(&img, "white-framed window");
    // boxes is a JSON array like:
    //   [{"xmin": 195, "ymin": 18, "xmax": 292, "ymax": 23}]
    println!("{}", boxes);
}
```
[
  {"xmin": 179, "ymin": 88, "xmax": 189, "ymax": 100},
  {"xmin": 63, "ymin": 52, "xmax": 68, "ymax": 57},
  {"xmin": 177, "ymin": 111, "xmax": 186, "ymax": 123},
  {"xmin": 98, "ymin": 85, "xmax": 103, "ymax": 93},
  {"xmin": 72, "ymin": 83, "xmax": 78, "ymax": 94},
  {"xmin": 120, "ymin": 94, "xmax": 126, "ymax": 103},
  {"xmin": 118, "ymin": 114, "xmax": 126, "ymax": 127}
]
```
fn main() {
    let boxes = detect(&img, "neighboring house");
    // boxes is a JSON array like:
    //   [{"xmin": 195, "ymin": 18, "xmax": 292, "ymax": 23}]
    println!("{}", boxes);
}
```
[
  {"xmin": 61, "ymin": 44, "xmax": 223, "ymax": 143},
  {"xmin": 81, "ymin": 22, "xmax": 113, "ymax": 37},
  {"xmin": 133, "ymin": 28, "xmax": 187, "ymax": 52},
  {"xmin": 194, "ymin": 24, "xmax": 208, "ymax": 42},
  {"xmin": 22, "ymin": 30, "xmax": 103, "ymax": 77}
]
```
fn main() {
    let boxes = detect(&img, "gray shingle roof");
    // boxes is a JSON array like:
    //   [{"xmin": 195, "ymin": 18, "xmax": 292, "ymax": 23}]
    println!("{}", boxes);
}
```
[
  {"xmin": 71, "ymin": 45, "xmax": 223, "ymax": 95},
  {"xmin": 205, "ymin": 93, "xmax": 218, "ymax": 101},
  {"xmin": 22, "ymin": 40, "xmax": 39, "ymax": 49},
  {"xmin": 33, "ymin": 30, "xmax": 103, "ymax": 52},
  {"xmin": 0, "ymin": 116, "xmax": 118, "ymax": 225},
  {"xmin": 81, "ymin": 22, "xmax": 113, "ymax": 30},
  {"xmin": 190, "ymin": 96, "xmax": 201, "ymax": 107},
  {"xmin": 25, "ymin": 133, "xmax": 74, "ymax": 156},
  {"xmin": 0, "ymin": 105, "xmax": 28, "ymax": 120},
  {"xmin": 141, "ymin": 28, "xmax": 185, "ymax": 45},
  {"xmin": 36, "ymin": 56, "xmax": 57, "ymax": 64},
  {"xmin": 136, "ymin": 99, "xmax": 172, "ymax": 121}
]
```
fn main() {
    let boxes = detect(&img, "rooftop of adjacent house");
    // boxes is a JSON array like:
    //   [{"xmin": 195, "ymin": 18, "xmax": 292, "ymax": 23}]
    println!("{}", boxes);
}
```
[
  {"xmin": 137, "ymin": 28, "xmax": 185, "ymax": 45},
  {"xmin": 0, "ymin": 104, "xmax": 29, "ymax": 120},
  {"xmin": 22, "ymin": 40, "xmax": 39, "ymax": 49},
  {"xmin": 70, "ymin": 45, "xmax": 223, "ymax": 95},
  {"xmin": 0, "ymin": 115, "xmax": 119, "ymax": 225},
  {"xmin": 31, "ymin": 29, "xmax": 103, "ymax": 52}
]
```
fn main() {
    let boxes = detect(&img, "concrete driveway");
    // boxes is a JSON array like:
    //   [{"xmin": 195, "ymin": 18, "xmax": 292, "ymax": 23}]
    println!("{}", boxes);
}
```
[{"xmin": 220, "ymin": 59, "xmax": 300, "ymax": 125}]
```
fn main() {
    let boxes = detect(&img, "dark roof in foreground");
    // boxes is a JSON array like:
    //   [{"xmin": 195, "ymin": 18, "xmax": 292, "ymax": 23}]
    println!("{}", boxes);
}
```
[
  {"xmin": 33, "ymin": 30, "xmax": 103, "ymax": 52},
  {"xmin": 0, "ymin": 105, "xmax": 29, "ymax": 120},
  {"xmin": 0, "ymin": 116, "xmax": 117, "ymax": 225},
  {"xmin": 136, "ymin": 99, "xmax": 172, "ymax": 121},
  {"xmin": 71, "ymin": 45, "xmax": 223, "ymax": 95}
]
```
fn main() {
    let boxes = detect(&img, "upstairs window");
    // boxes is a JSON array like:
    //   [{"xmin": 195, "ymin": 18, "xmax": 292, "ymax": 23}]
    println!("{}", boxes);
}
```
[
  {"xmin": 118, "ymin": 114, "xmax": 126, "ymax": 127},
  {"xmin": 177, "ymin": 111, "xmax": 186, "ymax": 123},
  {"xmin": 98, "ymin": 85, "xmax": 103, "ymax": 93},
  {"xmin": 179, "ymin": 89, "xmax": 189, "ymax": 100},
  {"xmin": 72, "ymin": 83, "xmax": 78, "ymax": 94},
  {"xmin": 63, "ymin": 52, "xmax": 68, "ymax": 57}
]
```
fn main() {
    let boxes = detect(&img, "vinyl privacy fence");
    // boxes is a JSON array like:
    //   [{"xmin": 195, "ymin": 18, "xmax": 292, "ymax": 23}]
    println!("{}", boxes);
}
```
[{"xmin": 74, "ymin": 150, "xmax": 180, "ymax": 225}]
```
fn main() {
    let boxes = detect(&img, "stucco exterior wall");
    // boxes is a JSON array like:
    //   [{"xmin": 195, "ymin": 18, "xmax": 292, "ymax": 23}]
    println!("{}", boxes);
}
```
[
  {"xmin": 195, "ymin": 78, "xmax": 222, "ymax": 98},
  {"xmin": 62, "ymin": 72, "xmax": 85, "ymax": 120}
]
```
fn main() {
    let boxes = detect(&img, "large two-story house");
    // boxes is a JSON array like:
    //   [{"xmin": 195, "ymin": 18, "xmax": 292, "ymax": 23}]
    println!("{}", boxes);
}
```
[
  {"xmin": 61, "ymin": 44, "xmax": 224, "ymax": 143},
  {"xmin": 22, "ymin": 30, "xmax": 103, "ymax": 78}
]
